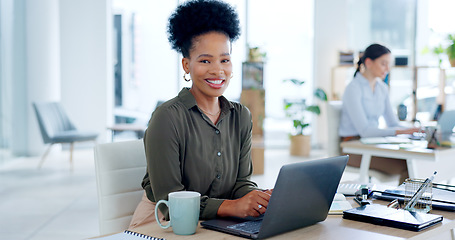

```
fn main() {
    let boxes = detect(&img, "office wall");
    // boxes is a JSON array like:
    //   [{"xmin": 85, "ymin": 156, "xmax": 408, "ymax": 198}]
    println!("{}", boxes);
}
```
[
  {"xmin": 5, "ymin": 0, "xmax": 61, "ymax": 156},
  {"xmin": 0, "ymin": 0, "xmax": 14, "ymax": 149},
  {"xmin": 5, "ymin": 0, "xmax": 112, "ymax": 156},
  {"xmin": 60, "ymin": 0, "xmax": 113, "ymax": 144},
  {"xmin": 25, "ymin": 0, "xmax": 61, "ymax": 156},
  {"xmin": 7, "ymin": 0, "xmax": 28, "ymax": 156},
  {"xmin": 313, "ymin": 0, "xmax": 349, "ymax": 148},
  {"xmin": 112, "ymin": 0, "xmax": 179, "ymax": 117}
]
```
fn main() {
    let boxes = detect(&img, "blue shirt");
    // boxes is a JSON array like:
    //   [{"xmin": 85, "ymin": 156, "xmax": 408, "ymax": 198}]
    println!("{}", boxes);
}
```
[{"xmin": 339, "ymin": 73, "xmax": 401, "ymax": 137}]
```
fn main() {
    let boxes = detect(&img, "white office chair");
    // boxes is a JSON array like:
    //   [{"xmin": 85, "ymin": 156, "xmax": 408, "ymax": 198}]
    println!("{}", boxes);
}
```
[
  {"xmin": 94, "ymin": 139, "xmax": 146, "ymax": 235},
  {"xmin": 326, "ymin": 101, "xmax": 343, "ymax": 157}
]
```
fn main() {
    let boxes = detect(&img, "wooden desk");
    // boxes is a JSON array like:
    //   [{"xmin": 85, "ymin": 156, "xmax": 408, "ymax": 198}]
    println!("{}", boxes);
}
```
[
  {"xmin": 107, "ymin": 124, "xmax": 146, "ymax": 141},
  {"xmin": 341, "ymin": 140, "xmax": 455, "ymax": 183},
  {"xmin": 115, "ymin": 198, "xmax": 455, "ymax": 240}
]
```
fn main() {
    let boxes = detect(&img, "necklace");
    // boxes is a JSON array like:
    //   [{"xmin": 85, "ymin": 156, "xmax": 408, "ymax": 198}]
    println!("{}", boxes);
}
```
[{"xmin": 200, "ymin": 108, "xmax": 221, "ymax": 117}]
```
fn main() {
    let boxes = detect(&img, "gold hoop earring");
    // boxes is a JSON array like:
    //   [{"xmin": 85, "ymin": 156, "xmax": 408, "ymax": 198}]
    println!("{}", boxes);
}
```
[{"xmin": 183, "ymin": 73, "xmax": 191, "ymax": 82}]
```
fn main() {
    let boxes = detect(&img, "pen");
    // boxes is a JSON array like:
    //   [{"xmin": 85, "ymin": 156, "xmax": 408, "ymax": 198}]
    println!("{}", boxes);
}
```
[
  {"xmin": 387, "ymin": 199, "xmax": 400, "ymax": 209},
  {"xmin": 404, "ymin": 171, "xmax": 437, "ymax": 211}
]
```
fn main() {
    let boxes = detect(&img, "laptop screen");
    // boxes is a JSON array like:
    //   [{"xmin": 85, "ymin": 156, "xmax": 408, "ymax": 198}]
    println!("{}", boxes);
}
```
[{"xmin": 201, "ymin": 155, "xmax": 349, "ymax": 239}]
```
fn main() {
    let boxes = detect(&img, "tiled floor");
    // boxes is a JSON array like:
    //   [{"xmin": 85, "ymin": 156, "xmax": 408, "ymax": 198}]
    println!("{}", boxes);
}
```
[
  {"xmin": 0, "ymin": 147, "xmax": 100, "ymax": 240},
  {"xmin": 0, "ymin": 133, "xmax": 399, "ymax": 240}
]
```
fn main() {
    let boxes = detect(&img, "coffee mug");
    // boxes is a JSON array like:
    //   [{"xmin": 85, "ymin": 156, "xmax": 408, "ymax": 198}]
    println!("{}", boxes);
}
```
[{"xmin": 155, "ymin": 191, "xmax": 201, "ymax": 235}]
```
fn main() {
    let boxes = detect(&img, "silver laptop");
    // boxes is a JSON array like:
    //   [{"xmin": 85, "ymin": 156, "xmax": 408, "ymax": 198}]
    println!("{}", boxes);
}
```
[
  {"xmin": 201, "ymin": 155, "xmax": 349, "ymax": 239},
  {"xmin": 439, "ymin": 110, "xmax": 455, "ymax": 132},
  {"xmin": 436, "ymin": 110, "xmax": 455, "ymax": 142}
]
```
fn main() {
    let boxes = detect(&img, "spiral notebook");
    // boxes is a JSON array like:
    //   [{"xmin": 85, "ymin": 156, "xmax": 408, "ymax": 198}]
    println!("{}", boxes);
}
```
[{"xmin": 92, "ymin": 230, "xmax": 165, "ymax": 240}]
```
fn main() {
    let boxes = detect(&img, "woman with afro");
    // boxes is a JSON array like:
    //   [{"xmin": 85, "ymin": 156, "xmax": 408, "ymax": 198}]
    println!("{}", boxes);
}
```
[{"xmin": 129, "ymin": 0, "xmax": 271, "ymax": 230}]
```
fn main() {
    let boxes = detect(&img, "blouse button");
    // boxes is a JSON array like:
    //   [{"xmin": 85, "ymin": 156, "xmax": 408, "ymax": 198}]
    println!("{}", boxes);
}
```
[
  {"xmin": 217, "ymin": 152, "xmax": 221, "ymax": 157},
  {"xmin": 215, "ymin": 130, "xmax": 220, "ymax": 134},
  {"xmin": 216, "ymin": 174, "xmax": 221, "ymax": 179}
]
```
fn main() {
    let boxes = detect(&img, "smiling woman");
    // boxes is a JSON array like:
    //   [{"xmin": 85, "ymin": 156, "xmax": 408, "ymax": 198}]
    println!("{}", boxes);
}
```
[
  {"xmin": 128, "ymin": 0, "xmax": 272, "ymax": 232},
  {"xmin": 183, "ymin": 31, "xmax": 233, "ymax": 121}
]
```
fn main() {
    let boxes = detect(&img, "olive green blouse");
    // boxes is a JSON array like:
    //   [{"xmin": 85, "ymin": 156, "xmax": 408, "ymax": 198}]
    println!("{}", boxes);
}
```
[{"xmin": 141, "ymin": 88, "xmax": 258, "ymax": 219}]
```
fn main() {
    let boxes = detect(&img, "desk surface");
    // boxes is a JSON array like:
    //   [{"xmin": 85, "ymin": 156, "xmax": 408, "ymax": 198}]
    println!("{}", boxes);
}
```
[
  {"xmin": 107, "ymin": 124, "xmax": 146, "ymax": 131},
  {"xmin": 340, "ymin": 140, "xmax": 455, "ymax": 182},
  {"xmin": 120, "ymin": 199, "xmax": 455, "ymax": 240},
  {"xmin": 340, "ymin": 140, "xmax": 437, "ymax": 156}
]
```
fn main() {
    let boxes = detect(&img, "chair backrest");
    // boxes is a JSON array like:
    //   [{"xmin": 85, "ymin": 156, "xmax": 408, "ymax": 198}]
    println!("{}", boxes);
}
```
[
  {"xmin": 94, "ymin": 139, "xmax": 146, "ymax": 235},
  {"xmin": 326, "ymin": 101, "xmax": 343, "ymax": 157},
  {"xmin": 33, "ymin": 102, "xmax": 76, "ymax": 143}
]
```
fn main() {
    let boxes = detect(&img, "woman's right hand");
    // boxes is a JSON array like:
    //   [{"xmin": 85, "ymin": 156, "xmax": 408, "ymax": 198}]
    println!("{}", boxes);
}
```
[
  {"xmin": 217, "ymin": 189, "xmax": 273, "ymax": 218},
  {"xmin": 396, "ymin": 127, "xmax": 422, "ymax": 135}
]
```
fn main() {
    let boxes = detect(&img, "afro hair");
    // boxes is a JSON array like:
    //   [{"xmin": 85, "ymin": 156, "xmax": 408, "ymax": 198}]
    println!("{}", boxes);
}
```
[{"xmin": 167, "ymin": 0, "xmax": 241, "ymax": 57}]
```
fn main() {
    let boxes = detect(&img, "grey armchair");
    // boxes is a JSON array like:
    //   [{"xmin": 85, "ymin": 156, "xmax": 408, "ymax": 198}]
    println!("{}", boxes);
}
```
[{"xmin": 33, "ymin": 101, "xmax": 99, "ymax": 169}]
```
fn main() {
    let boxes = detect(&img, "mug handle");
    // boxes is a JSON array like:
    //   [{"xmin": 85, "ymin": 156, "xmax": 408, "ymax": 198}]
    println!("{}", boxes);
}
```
[{"xmin": 155, "ymin": 200, "xmax": 171, "ymax": 229}]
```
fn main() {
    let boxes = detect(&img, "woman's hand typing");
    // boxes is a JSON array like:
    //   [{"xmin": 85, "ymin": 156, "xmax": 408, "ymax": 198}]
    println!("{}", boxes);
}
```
[
  {"xmin": 217, "ymin": 189, "xmax": 273, "ymax": 218},
  {"xmin": 396, "ymin": 127, "xmax": 422, "ymax": 135}
]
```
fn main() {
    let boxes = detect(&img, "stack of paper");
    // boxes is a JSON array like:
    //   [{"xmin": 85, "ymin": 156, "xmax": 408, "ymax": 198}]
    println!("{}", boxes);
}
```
[
  {"xmin": 360, "ymin": 137, "xmax": 411, "ymax": 144},
  {"xmin": 329, "ymin": 193, "xmax": 353, "ymax": 215}
]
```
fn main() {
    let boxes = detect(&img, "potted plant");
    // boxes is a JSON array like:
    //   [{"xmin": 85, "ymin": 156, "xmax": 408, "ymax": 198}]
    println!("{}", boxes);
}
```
[
  {"xmin": 283, "ymin": 79, "xmax": 327, "ymax": 156},
  {"xmin": 446, "ymin": 33, "xmax": 455, "ymax": 67},
  {"xmin": 422, "ymin": 44, "xmax": 445, "ymax": 68},
  {"xmin": 248, "ymin": 46, "xmax": 266, "ymax": 62}
]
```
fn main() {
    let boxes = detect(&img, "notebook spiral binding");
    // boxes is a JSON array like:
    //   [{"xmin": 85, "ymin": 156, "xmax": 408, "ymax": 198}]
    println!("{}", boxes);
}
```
[{"xmin": 123, "ymin": 230, "xmax": 166, "ymax": 240}]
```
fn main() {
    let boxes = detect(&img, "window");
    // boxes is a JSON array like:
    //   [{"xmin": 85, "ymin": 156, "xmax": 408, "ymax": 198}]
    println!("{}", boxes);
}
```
[
  {"xmin": 247, "ymin": 0, "xmax": 314, "ymax": 118},
  {"xmin": 347, "ymin": 0, "xmax": 455, "ymax": 122}
]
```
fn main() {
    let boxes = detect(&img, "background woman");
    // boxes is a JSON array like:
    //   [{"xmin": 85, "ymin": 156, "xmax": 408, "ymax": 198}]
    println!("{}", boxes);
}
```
[
  {"xmin": 129, "ymin": 0, "xmax": 271, "ymax": 230},
  {"xmin": 339, "ymin": 43, "xmax": 420, "ymax": 183}
]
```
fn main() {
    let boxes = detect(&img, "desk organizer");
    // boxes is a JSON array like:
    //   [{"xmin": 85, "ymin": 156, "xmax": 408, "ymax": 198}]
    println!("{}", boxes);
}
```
[{"xmin": 404, "ymin": 178, "xmax": 433, "ymax": 213}]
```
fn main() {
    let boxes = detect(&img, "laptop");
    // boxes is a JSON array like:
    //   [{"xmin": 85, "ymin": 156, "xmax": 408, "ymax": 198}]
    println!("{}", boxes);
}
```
[
  {"xmin": 201, "ymin": 155, "xmax": 349, "ymax": 239},
  {"xmin": 438, "ymin": 110, "xmax": 455, "ymax": 133},
  {"xmin": 438, "ymin": 110, "xmax": 455, "ymax": 141}
]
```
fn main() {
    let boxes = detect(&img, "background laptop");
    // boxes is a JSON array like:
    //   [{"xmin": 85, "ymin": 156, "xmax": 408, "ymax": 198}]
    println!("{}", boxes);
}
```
[
  {"xmin": 438, "ymin": 110, "xmax": 455, "ymax": 141},
  {"xmin": 201, "ymin": 155, "xmax": 349, "ymax": 239}
]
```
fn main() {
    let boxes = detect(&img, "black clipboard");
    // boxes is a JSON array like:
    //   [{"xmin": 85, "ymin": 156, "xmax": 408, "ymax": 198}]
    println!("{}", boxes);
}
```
[{"xmin": 343, "ymin": 204, "xmax": 443, "ymax": 231}]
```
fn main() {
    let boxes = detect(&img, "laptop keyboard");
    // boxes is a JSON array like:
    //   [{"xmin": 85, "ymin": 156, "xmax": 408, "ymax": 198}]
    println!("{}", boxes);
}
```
[{"xmin": 227, "ymin": 220, "xmax": 262, "ymax": 234}]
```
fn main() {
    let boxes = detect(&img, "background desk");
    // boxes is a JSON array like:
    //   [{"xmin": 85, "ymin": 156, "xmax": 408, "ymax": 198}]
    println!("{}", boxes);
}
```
[
  {"xmin": 340, "ymin": 140, "xmax": 455, "ymax": 183},
  {"xmin": 113, "ymin": 199, "xmax": 455, "ymax": 240},
  {"xmin": 107, "ymin": 124, "xmax": 146, "ymax": 141}
]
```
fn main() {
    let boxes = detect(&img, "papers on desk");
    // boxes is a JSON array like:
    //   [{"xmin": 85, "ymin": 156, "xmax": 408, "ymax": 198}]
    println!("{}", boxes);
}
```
[
  {"xmin": 360, "ymin": 136, "xmax": 412, "ymax": 145},
  {"xmin": 337, "ymin": 183, "xmax": 376, "ymax": 196},
  {"xmin": 329, "ymin": 193, "xmax": 353, "ymax": 215},
  {"xmin": 440, "ymin": 133, "xmax": 455, "ymax": 148}
]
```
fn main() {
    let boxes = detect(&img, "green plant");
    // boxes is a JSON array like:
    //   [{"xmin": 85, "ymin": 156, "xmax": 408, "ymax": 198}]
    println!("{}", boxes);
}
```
[
  {"xmin": 446, "ymin": 33, "xmax": 455, "ymax": 63},
  {"xmin": 422, "ymin": 33, "xmax": 455, "ymax": 67},
  {"xmin": 283, "ymin": 79, "xmax": 327, "ymax": 135},
  {"xmin": 422, "ymin": 44, "xmax": 445, "ymax": 67},
  {"xmin": 248, "ymin": 46, "xmax": 267, "ymax": 62}
]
